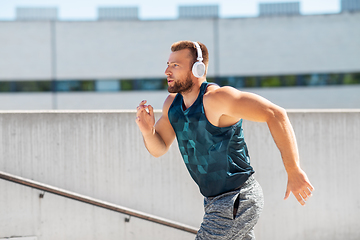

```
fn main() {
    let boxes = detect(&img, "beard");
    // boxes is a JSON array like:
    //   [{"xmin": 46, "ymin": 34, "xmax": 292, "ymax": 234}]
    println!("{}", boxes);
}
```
[{"xmin": 167, "ymin": 72, "xmax": 194, "ymax": 94}]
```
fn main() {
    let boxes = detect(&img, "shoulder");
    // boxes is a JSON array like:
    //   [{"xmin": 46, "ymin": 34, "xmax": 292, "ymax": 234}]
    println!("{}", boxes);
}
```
[
  {"xmin": 204, "ymin": 85, "xmax": 243, "ymax": 104},
  {"xmin": 162, "ymin": 93, "xmax": 177, "ymax": 116},
  {"xmin": 202, "ymin": 85, "xmax": 247, "ymax": 125}
]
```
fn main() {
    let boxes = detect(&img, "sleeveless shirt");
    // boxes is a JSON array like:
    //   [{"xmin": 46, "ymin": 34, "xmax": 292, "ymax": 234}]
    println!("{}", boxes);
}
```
[{"xmin": 168, "ymin": 82, "xmax": 254, "ymax": 197}]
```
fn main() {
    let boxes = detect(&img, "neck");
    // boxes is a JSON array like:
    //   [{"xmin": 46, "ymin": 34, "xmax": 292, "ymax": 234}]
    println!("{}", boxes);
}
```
[{"xmin": 181, "ymin": 79, "xmax": 206, "ymax": 110}]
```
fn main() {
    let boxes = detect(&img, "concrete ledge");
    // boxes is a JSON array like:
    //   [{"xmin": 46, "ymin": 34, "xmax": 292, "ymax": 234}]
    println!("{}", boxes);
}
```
[{"xmin": 0, "ymin": 111, "xmax": 359, "ymax": 239}]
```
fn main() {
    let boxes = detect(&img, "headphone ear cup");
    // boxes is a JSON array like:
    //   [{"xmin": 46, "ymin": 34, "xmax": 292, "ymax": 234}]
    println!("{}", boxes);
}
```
[{"xmin": 192, "ymin": 61, "xmax": 206, "ymax": 78}]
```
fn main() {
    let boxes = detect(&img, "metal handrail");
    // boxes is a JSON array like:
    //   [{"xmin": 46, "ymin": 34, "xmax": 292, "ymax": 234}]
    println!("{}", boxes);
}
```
[{"xmin": 0, "ymin": 171, "xmax": 198, "ymax": 234}]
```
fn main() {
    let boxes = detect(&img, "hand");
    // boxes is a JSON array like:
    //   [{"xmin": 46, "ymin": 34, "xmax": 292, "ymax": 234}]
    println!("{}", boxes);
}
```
[
  {"xmin": 284, "ymin": 168, "xmax": 314, "ymax": 206},
  {"xmin": 135, "ymin": 100, "xmax": 155, "ymax": 136}
]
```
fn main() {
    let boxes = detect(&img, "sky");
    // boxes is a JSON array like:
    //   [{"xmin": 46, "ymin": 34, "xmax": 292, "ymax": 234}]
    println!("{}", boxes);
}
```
[{"xmin": 0, "ymin": 0, "xmax": 341, "ymax": 20}]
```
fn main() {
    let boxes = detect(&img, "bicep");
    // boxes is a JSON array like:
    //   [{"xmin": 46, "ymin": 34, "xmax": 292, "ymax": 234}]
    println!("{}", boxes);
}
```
[
  {"xmin": 154, "ymin": 94, "xmax": 176, "ymax": 150},
  {"xmin": 223, "ymin": 88, "xmax": 284, "ymax": 123},
  {"xmin": 155, "ymin": 114, "xmax": 176, "ymax": 150}
]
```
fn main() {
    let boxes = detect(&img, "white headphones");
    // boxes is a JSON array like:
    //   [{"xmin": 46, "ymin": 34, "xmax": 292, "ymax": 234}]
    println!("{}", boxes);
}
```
[{"xmin": 192, "ymin": 41, "xmax": 206, "ymax": 78}]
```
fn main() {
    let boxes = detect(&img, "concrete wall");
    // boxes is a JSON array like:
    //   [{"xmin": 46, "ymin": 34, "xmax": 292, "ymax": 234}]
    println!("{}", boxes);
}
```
[
  {"xmin": 0, "ymin": 12, "xmax": 359, "ymax": 80},
  {"xmin": 0, "ymin": 84, "xmax": 359, "ymax": 110},
  {"xmin": 0, "ymin": 111, "xmax": 201, "ymax": 240},
  {"xmin": 0, "ymin": 110, "xmax": 359, "ymax": 239}
]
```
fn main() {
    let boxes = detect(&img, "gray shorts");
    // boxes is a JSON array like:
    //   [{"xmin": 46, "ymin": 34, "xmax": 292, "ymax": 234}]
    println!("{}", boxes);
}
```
[{"xmin": 195, "ymin": 176, "xmax": 264, "ymax": 240}]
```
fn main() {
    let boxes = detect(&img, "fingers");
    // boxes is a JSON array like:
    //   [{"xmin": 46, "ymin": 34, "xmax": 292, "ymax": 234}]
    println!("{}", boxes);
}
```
[
  {"xmin": 300, "ymin": 192, "xmax": 309, "ymax": 203},
  {"xmin": 148, "ymin": 104, "xmax": 154, "ymax": 116},
  {"xmin": 284, "ymin": 181, "xmax": 314, "ymax": 206},
  {"xmin": 297, "ymin": 188, "xmax": 313, "ymax": 205},
  {"xmin": 136, "ymin": 100, "xmax": 150, "ymax": 116},
  {"xmin": 136, "ymin": 100, "xmax": 146, "ymax": 111},
  {"xmin": 304, "ymin": 186, "xmax": 313, "ymax": 197},
  {"xmin": 284, "ymin": 169, "xmax": 315, "ymax": 206},
  {"xmin": 296, "ymin": 195, "xmax": 306, "ymax": 206},
  {"xmin": 135, "ymin": 100, "xmax": 154, "ymax": 128},
  {"xmin": 295, "ymin": 185, "xmax": 314, "ymax": 205},
  {"xmin": 307, "ymin": 183, "xmax": 315, "ymax": 192},
  {"xmin": 137, "ymin": 105, "xmax": 152, "ymax": 115},
  {"xmin": 139, "ymin": 100, "xmax": 147, "ymax": 106},
  {"xmin": 284, "ymin": 187, "xmax": 291, "ymax": 200}
]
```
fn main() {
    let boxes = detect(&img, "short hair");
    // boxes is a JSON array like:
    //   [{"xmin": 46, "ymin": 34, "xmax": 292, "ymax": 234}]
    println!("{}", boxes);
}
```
[{"xmin": 171, "ymin": 40, "xmax": 209, "ymax": 73}]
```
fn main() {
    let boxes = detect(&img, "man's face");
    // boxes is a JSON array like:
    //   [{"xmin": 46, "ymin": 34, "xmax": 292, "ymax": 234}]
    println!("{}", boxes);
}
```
[{"xmin": 165, "ymin": 49, "xmax": 194, "ymax": 94}]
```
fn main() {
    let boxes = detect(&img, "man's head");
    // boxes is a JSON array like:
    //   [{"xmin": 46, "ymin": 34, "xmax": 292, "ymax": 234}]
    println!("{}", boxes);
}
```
[
  {"xmin": 171, "ymin": 40, "xmax": 209, "ymax": 76},
  {"xmin": 165, "ymin": 41, "xmax": 209, "ymax": 94}
]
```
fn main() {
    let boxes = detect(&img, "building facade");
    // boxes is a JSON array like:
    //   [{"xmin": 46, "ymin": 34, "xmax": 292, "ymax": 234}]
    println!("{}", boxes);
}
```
[{"xmin": 0, "ymin": 4, "xmax": 359, "ymax": 109}]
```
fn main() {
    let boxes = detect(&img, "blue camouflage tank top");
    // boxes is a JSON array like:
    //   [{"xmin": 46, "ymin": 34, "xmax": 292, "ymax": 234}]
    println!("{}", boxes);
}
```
[{"xmin": 168, "ymin": 81, "xmax": 254, "ymax": 197}]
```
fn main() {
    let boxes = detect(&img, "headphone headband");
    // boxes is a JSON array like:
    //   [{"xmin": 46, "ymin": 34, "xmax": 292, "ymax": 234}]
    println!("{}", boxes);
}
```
[{"xmin": 193, "ymin": 41, "xmax": 203, "ymax": 62}]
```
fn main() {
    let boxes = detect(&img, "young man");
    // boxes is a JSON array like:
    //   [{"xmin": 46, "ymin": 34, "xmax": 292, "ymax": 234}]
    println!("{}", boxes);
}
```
[{"xmin": 135, "ymin": 40, "xmax": 314, "ymax": 239}]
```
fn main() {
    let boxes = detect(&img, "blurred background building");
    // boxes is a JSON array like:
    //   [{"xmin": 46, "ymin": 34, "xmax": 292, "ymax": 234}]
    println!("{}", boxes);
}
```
[
  {"xmin": 0, "ymin": 0, "xmax": 359, "ymax": 110},
  {"xmin": 1, "ymin": 2, "xmax": 360, "ymax": 240}
]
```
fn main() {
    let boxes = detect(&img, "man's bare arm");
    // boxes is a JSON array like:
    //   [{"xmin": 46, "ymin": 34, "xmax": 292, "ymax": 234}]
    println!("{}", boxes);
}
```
[
  {"xmin": 206, "ymin": 87, "xmax": 314, "ymax": 205},
  {"xmin": 135, "ymin": 96, "xmax": 176, "ymax": 157},
  {"xmin": 264, "ymin": 105, "xmax": 314, "ymax": 205}
]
